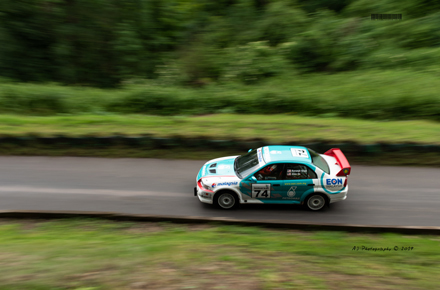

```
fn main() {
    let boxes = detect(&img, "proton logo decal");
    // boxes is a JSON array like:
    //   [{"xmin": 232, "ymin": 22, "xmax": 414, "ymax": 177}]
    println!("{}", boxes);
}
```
[{"xmin": 287, "ymin": 186, "xmax": 297, "ymax": 197}]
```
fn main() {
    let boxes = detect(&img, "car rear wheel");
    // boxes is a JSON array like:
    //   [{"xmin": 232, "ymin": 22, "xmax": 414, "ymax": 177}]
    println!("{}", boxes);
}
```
[
  {"xmin": 305, "ymin": 194, "xmax": 327, "ymax": 211},
  {"xmin": 215, "ymin": 191, "xmax": 237, "ymax": 209}
]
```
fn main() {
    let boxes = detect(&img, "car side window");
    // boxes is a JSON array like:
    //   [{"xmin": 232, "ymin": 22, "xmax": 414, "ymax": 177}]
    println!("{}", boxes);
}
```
[
  {"xmin": 255, "ymin": 164, "xmax": 284, "ymax": 180},
  {"xmin": 284, "ymin": 164, "xmax": 317, "ymax": 180}
]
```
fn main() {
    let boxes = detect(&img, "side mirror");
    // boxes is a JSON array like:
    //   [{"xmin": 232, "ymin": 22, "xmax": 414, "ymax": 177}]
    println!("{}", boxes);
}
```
[
  {"xmin": 250, "ymin": 176, "xmax": 257, "ymax": 182},
  {"xmin": 248, "ymin": 149, "xmax": 252, "ymax": 152}
]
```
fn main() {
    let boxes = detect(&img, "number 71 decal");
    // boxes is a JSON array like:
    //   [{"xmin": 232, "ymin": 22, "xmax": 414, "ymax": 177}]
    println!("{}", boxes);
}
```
[{"xmin": 251, "ymin": 184, "xmax": 271, "ymax": 198}]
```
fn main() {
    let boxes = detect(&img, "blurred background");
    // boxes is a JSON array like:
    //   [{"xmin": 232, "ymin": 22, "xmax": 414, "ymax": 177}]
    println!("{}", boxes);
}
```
[
  {"xmin": 0, "ymin": 3, "xmax": 440, "ymax": 288},
  {"xmin": 0, "ymin": 0, "xmax": 439, "ymax": 120}
]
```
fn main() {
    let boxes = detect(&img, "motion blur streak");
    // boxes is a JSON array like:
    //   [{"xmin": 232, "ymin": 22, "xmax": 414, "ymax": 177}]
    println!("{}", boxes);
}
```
[{"xmin": 0, "ymin": 157, "xmax": 439, "ymax": 227}]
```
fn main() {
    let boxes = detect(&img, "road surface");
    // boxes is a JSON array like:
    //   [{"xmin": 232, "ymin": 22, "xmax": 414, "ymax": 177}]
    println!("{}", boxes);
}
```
[{"xmin": 0, "ymin": 156, "xmax": 439, "ymax": 227}]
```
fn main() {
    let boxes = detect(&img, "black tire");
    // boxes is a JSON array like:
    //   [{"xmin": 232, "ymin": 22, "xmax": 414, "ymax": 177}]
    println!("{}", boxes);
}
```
[
  {"xmin": 214, "ymin": 191, "xmax": 238, "ymax": 210},
  {"xmin": 304, "ymin": 194, "xmax": 327, "ymax": 211}
]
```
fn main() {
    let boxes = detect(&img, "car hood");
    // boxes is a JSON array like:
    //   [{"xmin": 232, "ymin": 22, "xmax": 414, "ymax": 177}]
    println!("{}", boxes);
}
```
[{"xmin": 196, "ymin": 156, "xmax": 239, "ymax": 181}]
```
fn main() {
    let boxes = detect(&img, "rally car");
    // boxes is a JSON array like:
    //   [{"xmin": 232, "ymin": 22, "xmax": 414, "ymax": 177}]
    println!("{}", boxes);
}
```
[{"xmin": 194, "ymin": 146, "xmax": 351, "ymax": 211}]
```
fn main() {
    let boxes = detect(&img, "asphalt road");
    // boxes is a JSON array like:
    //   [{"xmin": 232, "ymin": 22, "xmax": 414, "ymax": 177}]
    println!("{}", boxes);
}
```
[{"xmin": 0, "ymin": 156, "xmax": 439, "ymax": 227}]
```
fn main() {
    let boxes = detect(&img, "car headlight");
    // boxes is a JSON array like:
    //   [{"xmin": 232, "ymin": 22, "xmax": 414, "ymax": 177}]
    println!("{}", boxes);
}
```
[{"xmin": 201, "ymin": 179, "xmax": 211, "ymax": 190}]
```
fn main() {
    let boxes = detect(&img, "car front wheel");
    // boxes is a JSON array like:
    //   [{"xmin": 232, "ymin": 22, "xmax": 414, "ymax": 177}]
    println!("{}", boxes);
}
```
[
  {"xmin": 305, "ymin": 194, "xmax": 327, "ymax": 211},
  {"xmin": 215, "ymin": 191, "xmax": 237, "ymax": 209}
]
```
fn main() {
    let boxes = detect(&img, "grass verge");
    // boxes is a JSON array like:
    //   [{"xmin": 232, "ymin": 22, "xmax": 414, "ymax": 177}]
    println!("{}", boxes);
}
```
[
  {"xmin": 0, "ymin": 114, "xmax": 439, "ymax": 166},
  {"xmin": 0, "ymin": 219, "xmax": 438, "ymax": 290},
  {"xmin": 0, "ymin": 114, "xmax": 439, "ymax": 144}
]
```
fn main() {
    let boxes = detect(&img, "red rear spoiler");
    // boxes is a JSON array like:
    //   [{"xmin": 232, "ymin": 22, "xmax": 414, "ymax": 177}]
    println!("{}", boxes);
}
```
[{"xmin": 324, "ymin": 148, "xmax": 351, "ymax": 176}]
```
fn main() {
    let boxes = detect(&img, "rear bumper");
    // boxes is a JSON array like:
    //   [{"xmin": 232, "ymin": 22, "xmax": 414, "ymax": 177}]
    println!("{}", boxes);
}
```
[{"xmin": 328, "ymin": 187, "xmax": 348, "ymax": 203}]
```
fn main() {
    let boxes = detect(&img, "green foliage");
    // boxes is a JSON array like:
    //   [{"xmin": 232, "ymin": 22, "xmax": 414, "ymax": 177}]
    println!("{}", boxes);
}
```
[
  {"xmin": 198, "ymin": 0, "xmax": 260, "ymax": 47},
  {"xmin": 0, "ymin": 83, "xmax": 121, "ymax": 115},
  {"xmin": 112, "ymin": 21, "xmax": 145, "ymax": 79},
  {"xmin": 285, "ymin": 11, "xmax": 341, "ymax": 72},
  {"xmin": 156, "ymin": 41, "xmax": 289, "ymax": 85},
  {"xmin": 0, "ymin": 0, "xmax": 58, "ymax": 82},
  {"xmin": 178, "ymin": 43, "xmax": 225, "ymax": 85},
  {"xmin": 393, "ymin": 13, "xmax": 440, "ymax": 49},
  {"xmin": 2, "ymin": 0, "xmax": 440, "ymax": 88},
  {"xmin": 221, "ymin": 41, "xmax": 289, "ymax": 84},
  {"xmin": 343, "ymin": 0, "xmax": 440, "ymax": 19},
  {"xmin": 0, "ymin": 0, "xmax": 184, "ymax": 87},
  {"xmin": 284, "ymin": 13, "xmax": 376, "ymax": 72},
  {"xmin": 360, "ymin": 46, "xmax": 440, "ymax": 72},
  {"xmin": 0, "ymin": 85, "xmax": 70, "ymax": 115},
  {"xmin": 256, "ymin": 1, "xmax": 308, "ymax": 46},
  {"xmin": 155, "ymin": 43, "xmax": 225, "ymax": 86},
  {"xmin": 299, "ymin": 0, "xmax": 354, "ymax": 13},
  {"xmin": 0, "ymin": 90, "xmax": 67, "ymax": 115},
  {"xmin": 107, "ymin": 87, "xmax": 189, "ymax": 115},
  {"xmin": 107, "ymin": 70, "xmax": 440, "ymax": 120},
  {"xmin": 1, "ymin": 69, "xmax": 439, "ymax": 121}
]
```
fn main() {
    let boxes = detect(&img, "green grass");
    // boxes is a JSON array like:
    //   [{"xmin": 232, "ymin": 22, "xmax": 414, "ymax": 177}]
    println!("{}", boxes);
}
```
[
  {"xmin": 0, "ymin": 219, "xmax": 439, "ymax": 290},
  {"xmin": 1, "ymin": 113, "xmax": 439, "ymax": 166},
  {"xmin": 1, "ymin": 69, "xmax": 440, "ymax": 121},
  {"xmin": 0, "ymin": 114, "xmax": 439, "ymax": 144}
]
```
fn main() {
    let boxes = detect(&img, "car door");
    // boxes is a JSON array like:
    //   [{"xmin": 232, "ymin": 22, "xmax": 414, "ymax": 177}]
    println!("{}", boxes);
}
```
[
  {"xmin": 278, "ymin": 163, "xmax": 317, "ymax": 202},
  {"xmin": 250, "ymin": 163, "xmax": 286, "ymax": 202}
]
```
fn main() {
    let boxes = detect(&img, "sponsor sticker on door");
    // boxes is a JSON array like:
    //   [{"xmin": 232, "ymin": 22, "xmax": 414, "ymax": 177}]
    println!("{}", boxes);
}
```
[
  {"xmin": 287, "ymin": 186, "xmax": 297, "ymax": 197},
  {"xmin": 251, "ymin": 184, "xmax": 271, "ymax": 198}
]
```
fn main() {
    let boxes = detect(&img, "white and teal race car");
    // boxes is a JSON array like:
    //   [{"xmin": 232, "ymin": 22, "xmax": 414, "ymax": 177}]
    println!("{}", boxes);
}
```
[{"xmin": 194, "ymin": 146, "xmax": 351, "ymax": 211}]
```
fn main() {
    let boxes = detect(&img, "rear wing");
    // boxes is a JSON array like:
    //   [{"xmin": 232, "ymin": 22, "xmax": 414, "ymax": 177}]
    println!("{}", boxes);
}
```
[{"xmin": 324, "ymin": 148, "xmax": 351, "ymax": 176}]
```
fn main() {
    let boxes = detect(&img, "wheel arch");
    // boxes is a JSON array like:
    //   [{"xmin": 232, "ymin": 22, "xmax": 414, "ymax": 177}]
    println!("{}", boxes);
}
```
[
  {"xmin": 213, "ymin": 188, "xmax": 242, "ymax": 203},
  {"xmin": 213, "ymin": 189, "xmax": 241, "ymax": 209},
  {"xmin": 301, "ymin": 191, "xmax": 330, "ymax": 206}
]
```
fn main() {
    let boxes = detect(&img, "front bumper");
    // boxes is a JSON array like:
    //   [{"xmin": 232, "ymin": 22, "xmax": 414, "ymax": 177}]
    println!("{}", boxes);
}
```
[{"xmin": 195, "ymin": 183, "xmax": 214, "ymax": 204}]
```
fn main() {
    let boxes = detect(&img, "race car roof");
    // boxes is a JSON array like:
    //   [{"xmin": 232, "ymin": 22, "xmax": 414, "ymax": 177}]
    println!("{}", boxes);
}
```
[{"xmin": 261, "ymin": 145, "xmax": 313, "ymax": 164}]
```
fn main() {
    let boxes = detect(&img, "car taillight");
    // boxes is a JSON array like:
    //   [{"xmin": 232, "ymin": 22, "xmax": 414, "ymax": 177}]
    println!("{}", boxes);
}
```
[
  {"xmin": 344, "ymin": 177, "xmax": 348, "ymax": 187},
  {"xmin": 336, "ymin": 168, "xmax": 350, "ymax": 176}
]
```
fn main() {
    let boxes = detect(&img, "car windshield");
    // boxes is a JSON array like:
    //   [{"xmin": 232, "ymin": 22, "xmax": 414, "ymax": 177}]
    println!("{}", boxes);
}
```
[
  {"xmin": 235, "ymin": 149, "xmax": 263, "ymax": 178},
  {"xmin": 308, "ymin": 148, "xmax": 330, "ymax": 174}
]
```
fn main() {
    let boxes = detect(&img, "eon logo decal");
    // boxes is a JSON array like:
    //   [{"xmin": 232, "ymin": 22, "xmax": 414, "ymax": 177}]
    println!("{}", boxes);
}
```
[{"xmin": 326, "ymin": 178, "xmax": 343, "ymax": 187}]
